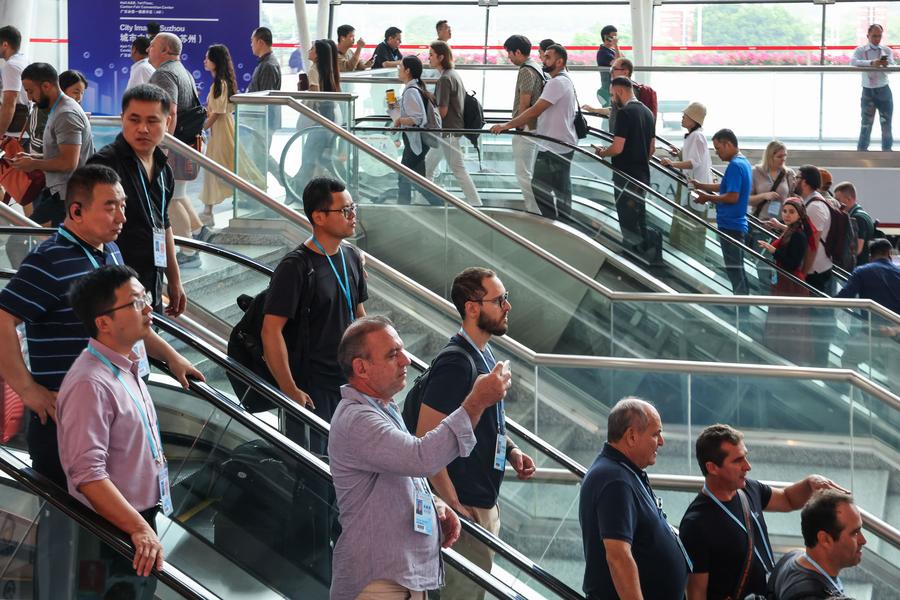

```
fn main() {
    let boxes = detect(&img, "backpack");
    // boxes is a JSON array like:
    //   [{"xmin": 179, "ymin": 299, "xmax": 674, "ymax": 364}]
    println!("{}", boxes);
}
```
[
  {"xmin": 410, "ymin": 86, "xmax": 442, "ymax": 148},
  {"xmin": 462, "ymin": 90, "xmax": 485, "ymax": 158},
  {"xmin": 401, "ymin": 344, "xmax": 477, "ymax": 434},
  {"xmin": 226, "ymin": 247, "xmax": 316, "ymax": 412},
  {"xmin": 633, "ymin": 82, "xmax": 658, "ymax": 123},
  {"xmin": 808, "ymin": 197, "xmax": 858, "ymax": 272}
]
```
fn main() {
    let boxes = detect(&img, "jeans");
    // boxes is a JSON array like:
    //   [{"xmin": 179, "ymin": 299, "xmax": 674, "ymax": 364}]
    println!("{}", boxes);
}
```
[
  {"xmin": 532, "ymin": 151, "xmax": 574, "ymax": 222},
  {"xmin": 858, "ymin": 85, "xmax": 893, "ymax": 151},
  {"xmin": 719, "ymin": 229, "xmax": 750, "ymax": 295},
  {"xmin": 511, "ymin": 132, "xmax": 538, "ymax": 213},
  {"xmin": 425, "ymin": 134, "xmax": 482, "ymax": 206},
  {"xmin": 399, "ymin": 134, "xmax": 440, "ymax": 205}
]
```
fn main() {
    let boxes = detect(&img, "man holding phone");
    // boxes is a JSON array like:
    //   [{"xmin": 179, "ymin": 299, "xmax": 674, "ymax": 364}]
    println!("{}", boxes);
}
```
[
  {"xmin": 851, "ymin": 24, "xmax": 894, "ymax": 151},
  {"xmin": 596, "ymin": 25, "xmax": 621, "ymax": 107}
]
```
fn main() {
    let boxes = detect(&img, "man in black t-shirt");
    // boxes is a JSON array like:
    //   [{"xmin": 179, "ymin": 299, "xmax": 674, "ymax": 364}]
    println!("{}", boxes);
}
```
[
  {"xmin": 594, "ymin": 76, "xmax": 657, "ymax": 261},
  {"xmin": 415, "ymin": 267, "xmax": 535, "ymax": 600},
  {"xmin": 680, "ymin": 424, "xmax": 849, "ymax": 600},
  {"xmin": 372, "ymin": 27, "xmax": 403, "ymax": 69},
  {"xmin": 261, "ymin": 177, "xmax": 367, "ymax": 427},
  {"xmin": 769, "ymin": 491, "xmax": 864, "ymax": 600}
]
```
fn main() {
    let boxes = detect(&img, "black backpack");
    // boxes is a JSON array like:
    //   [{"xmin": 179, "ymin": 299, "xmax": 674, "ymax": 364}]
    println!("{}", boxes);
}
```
[
  {"xmin": 808, "ymin": 197, "xmax": 858, "ymax": 272},
  {"xmin": 462, "ymin": 90, "xmax": 485, "ymax": 158},
  {"xmin": 401, "ymin": 344, "xmax": 477, "ymax": 434},
  {"xmin": 226, "ymin": 247, "xmax": 315, "ymax": 412}
]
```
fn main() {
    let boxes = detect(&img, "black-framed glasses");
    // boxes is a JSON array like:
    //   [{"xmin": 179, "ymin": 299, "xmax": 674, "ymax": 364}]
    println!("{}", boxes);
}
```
[
  {"xmin": 470, "ymin": 291, "xmax": 509, "ymax": 308},
  {"xmin": 319, "ymin": 203, "xmax": 358, "ymax": 219},
  {"xmin": 99, "ymin": 292, "xmax": 153, "ymax": 316}
]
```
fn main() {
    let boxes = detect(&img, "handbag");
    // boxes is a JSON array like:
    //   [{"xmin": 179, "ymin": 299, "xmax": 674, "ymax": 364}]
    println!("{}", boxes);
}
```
[
  {"xmin": 0, "ymin": 118, "xmax": 46, "ymax": 206},
  {"xmin": 726, "ymin": 489, "xmax": 756, "ymax": 600},
  {"xmin": 170, "ymin": 129, "xmax": 204, "ymax": 181}
]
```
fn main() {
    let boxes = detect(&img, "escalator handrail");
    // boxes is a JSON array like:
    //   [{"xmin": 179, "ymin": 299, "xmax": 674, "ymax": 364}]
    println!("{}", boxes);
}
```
[
  {"xmin": 0, "ymin": 437, "xmax": 222, "ymax": 599},
  {"xmin": 350, "ymin": 121, "xmax": 826, "ymax": 300},
  {"xmin": 82, "ymin": 115, "xmax": 900, "ymax": 323}
]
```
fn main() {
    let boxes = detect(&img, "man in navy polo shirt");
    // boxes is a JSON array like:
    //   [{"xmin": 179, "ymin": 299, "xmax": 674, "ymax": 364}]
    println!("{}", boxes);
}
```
[
  {"xmin": 579, "ymin": 397, "xmax": 691, "ymax": 600},
  {"xmin": 0, "ymin": 165, "xmax": 202, "ymax": 488},
  {"xmin": 692, "ymin": 129, "xmax": 752, "ymax": 295}
]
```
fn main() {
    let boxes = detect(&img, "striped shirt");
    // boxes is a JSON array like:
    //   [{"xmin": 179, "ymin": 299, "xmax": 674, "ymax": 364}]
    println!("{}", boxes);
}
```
[{"xmin": 0, "ymin": 228, "xmax": 123, "ymax": 391}]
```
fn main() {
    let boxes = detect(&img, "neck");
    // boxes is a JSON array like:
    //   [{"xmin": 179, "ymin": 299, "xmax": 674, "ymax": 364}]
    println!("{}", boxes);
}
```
[
  {"xmin": 308, "ymin": 231, "xmax": 341, "ymax": 255},
  {"xmin": 134, "ymin": 145, "xmax": 154, "ymax": 165},
  {"xmin": 46, "ymin": 87, "xmax": 61, "ymax": 105},
  {"xmin": 352, "ymin": 381, "xmax": 390, "ymax": 406},
  {"xmin": 461, "ymin": 321, "xmax": 490, "ymax": 350},
  {"xmin": 338, "ymin": 42, "xmax": 351, "ymax": 53},
  {"xmin": 803, "ymin": 547, "xmax": 841, "ymax": 578},
  {"xmin": 609, "ymin": 442, "xmax": 643, "ymax": 469},
  {"xmin": 705, "ymin": 477, "xmax": 737, "ymax": 501},
  {"xmin": 63, "ymin": 220, "xmax": 104, "ymax": 251},
  {"xmin": 96, "ymin": 335, "xmax": 137, "ymax": 359}
]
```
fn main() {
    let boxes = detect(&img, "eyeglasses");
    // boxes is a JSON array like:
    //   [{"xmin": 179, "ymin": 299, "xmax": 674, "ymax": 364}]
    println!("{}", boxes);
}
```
[
  {"xmin": 99, "ymin": 292, "xmax": 153, "ymax": 316},
  {"xmin": 319, "ymin": 204, "xmax": 358, "ymax": 219},
  {"xmin": 471, "ymin": 291, "xmax": 509, "ymax": 308}
]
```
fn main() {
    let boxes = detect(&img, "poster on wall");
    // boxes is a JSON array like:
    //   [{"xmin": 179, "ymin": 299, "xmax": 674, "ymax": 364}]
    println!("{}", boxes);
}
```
[{"xmin": 68, "ymin": 0, "xmax": 260, "ymax": 115}]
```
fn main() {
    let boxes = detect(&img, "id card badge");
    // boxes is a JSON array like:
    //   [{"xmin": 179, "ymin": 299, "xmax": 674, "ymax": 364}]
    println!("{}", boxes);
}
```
[
  {"xmin": 413, "ymin": 489, "xmax": 434, "ymax": 535},
  {"xmin": 493, "ymin": 434, "xmax": 507, "ymax": 471},
  {"xmin": 158, "ymin": 462, "xmax": 174, "ymax": 516},
  {"xmin": 152, "ymin": 228, "xmax": 167, "ymax": 268},
  {"xmin": 132, "ymin": 340, "xmax": 151, "ymax": 378}
]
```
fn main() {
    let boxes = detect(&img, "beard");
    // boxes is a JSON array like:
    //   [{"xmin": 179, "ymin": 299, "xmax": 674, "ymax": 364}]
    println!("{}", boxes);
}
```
[
  {"xmin": 36, "ymin": 93, "xmax": 51, "ymax": 109},
  {"xmin": 541, "ymin": 63, "xmax": 553, "ymax": 73},
  {"xmin": 478, "ymin": 310, "xmax": 508, "ymax": 336}
]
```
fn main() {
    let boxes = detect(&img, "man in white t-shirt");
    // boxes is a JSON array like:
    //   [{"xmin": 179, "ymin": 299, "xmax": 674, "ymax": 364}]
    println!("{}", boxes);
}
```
[
  {"xmin": 492, "ymin": 43, "xmax": 578, "ymax": 223},
  {"xmin": 0, "ymin": 26, "xmax": 30, "ymax": 136},
  {"xmin": 125, "ymin": 36, "xmax": 155, "ymax": 91}
]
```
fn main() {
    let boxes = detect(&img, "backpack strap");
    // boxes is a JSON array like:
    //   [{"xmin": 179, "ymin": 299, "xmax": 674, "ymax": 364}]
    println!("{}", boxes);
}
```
[
  {"xmin": 432, "ymin": 344, "xmax": 479, "ymax": 388},
  {"xmin": 729, "ymin": 489, "xmax": 756, "ymax": 600},
  {"xmin": 286, "ymin": 245, "xmax": 317, "ymax": 385}
]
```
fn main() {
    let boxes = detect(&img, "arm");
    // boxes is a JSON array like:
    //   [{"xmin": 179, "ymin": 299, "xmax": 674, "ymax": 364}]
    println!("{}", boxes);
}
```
[
  {"xmin": 0, "ymin": 309, "xmax": 56, "ymax": 423},
  {"xmin": 203, "ymin": 112, "xmax": 222, "ymax": 130},
  {"xmin": 0, "ymin": 91, "xmax": 17, "ymax": 134},
  {"xmin": 151, "ymin": 74, "xmax": 179, "ymax": 134},
  {"xmin": 516, "ymin": 92, "xmax": 532, "ymax": 119},
  {"xmin": 416, "ymin": 404, "xmax": 474, "ymax": 519},
  {"xmin": 79, "ymin": 479, "xmax": 164, "ymax": 576},
  {"xmin": 491, "ymin": 99, "xmax": 552, "ymax": 133},
  {"xmin": 163, "ymin": 227, "xmax": 186, "ymax": 317},
  {"xmin": 686, "ymin": 573, "xmax": 708, "ymax": 600},
  {"xmin": 836, "ymin": 271, "xmax": 861, "ymax": 299},
  {"xmin": 13, "ymin": 143, "xmax": 80, "ymax": 174},
  {"xmin": 661, "ymin": 159, "xmax": 693, "ymax": 170},
  {"xmin": 349, "ymin": 42, "xmax": 364, "ymax": 70},
  {"xmin": 144, "ymin": 330, "xmax": 203, "ymax": 388},
  {"xmin": 382, "ymin": 59, "xmax": 402, "ymax": 68},
  {"xmin": 604, "ymin": 539, "xmax": 644, "ymax": 600},
  {"xmin": 261, "ymin": 314, "xmax": 314, "ymax": 408},
  {"xmin": 595, "ymin": 136, "xmax": 625, "ymax": 158},
  {"xmin": 697, "ymin": 190, "xmax": 739, "ymax": 205},
  {"xmin": 765, "ymin": 475, "xmax": 849, "ymax": 512}
]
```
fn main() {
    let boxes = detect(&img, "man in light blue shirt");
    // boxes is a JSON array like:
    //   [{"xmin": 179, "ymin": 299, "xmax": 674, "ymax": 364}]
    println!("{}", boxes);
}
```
[
  {"xmin": 692, "ymin": 129, "xmax": 752, "ymax": 295},
  {"xmin": 851, "ymin": 24, "xmax": 894, "ymax": 151}
]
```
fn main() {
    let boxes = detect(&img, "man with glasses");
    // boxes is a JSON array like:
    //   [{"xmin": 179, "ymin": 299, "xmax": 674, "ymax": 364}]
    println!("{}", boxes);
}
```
[
  {"xmin": 414, "ymin": 267, "xmax": 535, "ymax": 600},
  {"xmin": 582, "ymin": 58, "xmax": 657, "ymax": 133},
  {"xmin": 261, "ymin": 177, "xmax": 367, "ymax": 428},
  {"xmin": 57, "ymin": 265, "xmax": 168, "ymax": 597}
]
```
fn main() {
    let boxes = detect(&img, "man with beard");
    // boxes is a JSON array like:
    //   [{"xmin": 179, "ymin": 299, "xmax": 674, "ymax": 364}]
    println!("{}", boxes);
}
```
[
  {"xmin": 415, "ymin": 267, "xmax": 536, "ymax": 600},
  {"xmin": 11, "ymin": 62, "xmax": 94, "ymax": 226}
]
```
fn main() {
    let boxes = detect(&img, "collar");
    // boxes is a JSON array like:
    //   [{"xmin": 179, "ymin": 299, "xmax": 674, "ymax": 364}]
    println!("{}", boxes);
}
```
[
  {"xmin": 340, "ymin": 383, "xmax": 393, "ymax": 407},
  {"xmin": 88, "ymin": 338, "xmax": 139, "ymax": 374},
  {"xmin": 58, "ymin": 225, "xmax": 105, "ymax": 256},
  {"xmin": 803, "ymin": 191, "xmax": 824, "ymax": 203},
  {"xmin": 257, "ymin": 51, "xmax": 273, "ymax": 63},
  {"xmin": 600, "ymin": 442, "xmax": 645, "ymax": 477}
]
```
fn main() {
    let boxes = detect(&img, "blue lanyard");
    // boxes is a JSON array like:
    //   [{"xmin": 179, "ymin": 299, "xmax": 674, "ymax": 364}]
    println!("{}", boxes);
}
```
[
  {"xmin": 702, "ymin": 484, "xmax": 775, "ymax": 572},
  {"xmin": 621, "ymin": 463, "xmax": 693, "ymax": 571},
  {"xmin": 47, "ymin": 93, "xmax": 63, "ymax": 117},
  {"xmin": 457, "ymin": 329, "xmax": 504, "ymax": 433},
  {"xmin": 136, "ymin": 160, "xmax": 167, "ymax": 229},
  {"xmin": 803, "ymin": 553, "xmax": 844, "ymax": 594},
  {"xmin": 311, "ymin": 238, "xmax": 355, "ymax": 322},
  {"xmin": 87, "ymin": 345, "xmax": 161, "ymax": 461},
  {"xmin": 57, "ymin": 227, "xmax": 119, "ymax": 269}
]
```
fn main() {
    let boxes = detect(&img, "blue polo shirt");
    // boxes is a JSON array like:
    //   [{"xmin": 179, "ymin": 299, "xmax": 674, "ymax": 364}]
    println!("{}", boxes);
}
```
[
  {"xmin": 836, "ymin": 258, "xmax": 900, "ymax": 313},
  {"xmin": 716, "ymin": 153, "xmax": 752, "ymax": 233},
  {"xmin": 579, "ymin": 443, "xmax": 690, "ymax": 599},
  {"xmin": 0, "ymin": 227, "xmax": 123, "ymax": 391}
]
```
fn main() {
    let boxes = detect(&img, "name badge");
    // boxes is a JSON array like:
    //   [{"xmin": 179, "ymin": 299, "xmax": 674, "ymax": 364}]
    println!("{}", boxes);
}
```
[
  {"xmin": 153, "ymin": 228, "xmax": 167, "ymax": 268},
  {"xmin": 159, "ymin": 462, "xmax": 174, "ymax": 516},
  {"xmin": 493, "ymin": 434, "xmax": 507, "ymax": 471},
  {"xmin": 413, "ymin": 489, "xmax": 434, "ymax": 535},
  {"xmin": 132, "ymin": 340, "xmax": 151, "ymax": 378}
]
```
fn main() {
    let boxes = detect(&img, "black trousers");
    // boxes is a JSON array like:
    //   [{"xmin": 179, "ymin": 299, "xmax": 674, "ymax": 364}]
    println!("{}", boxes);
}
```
[
  {"xmin": 532, "ymin": 151, "xmax": 574, "ymax": 223},
  {"xmin": 399, "ymin": 135, "xmax": 440, "ymax": 205},
  {"xmin": 96, "ymin": 506, "xmax": 160, "ymax": 599}
]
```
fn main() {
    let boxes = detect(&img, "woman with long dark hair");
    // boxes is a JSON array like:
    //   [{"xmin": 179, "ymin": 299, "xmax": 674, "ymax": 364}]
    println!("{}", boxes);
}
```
[
  {"xmin": 200, "ymin": 44, "xmax": 261, "ymax": 222},
  {"xmin": 758, "ymin": 197, "xmax": 818, "ymax": 363},
  {"xmin": 393, "ymin": 55, "xmax": 440, "ymax": 205}
]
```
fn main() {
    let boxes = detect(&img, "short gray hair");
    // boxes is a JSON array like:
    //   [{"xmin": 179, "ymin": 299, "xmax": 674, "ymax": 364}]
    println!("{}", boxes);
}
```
[
  {"xmin": 157, "ymin": 32, "xmax": 182, "ymax": 57},
  {"xmin": 608, "ymin": 397, "xmax": 654, "ymax": 442},
  {"xmin": 337, "ymin": 315, "xmax": 394, "ymax": 378}
]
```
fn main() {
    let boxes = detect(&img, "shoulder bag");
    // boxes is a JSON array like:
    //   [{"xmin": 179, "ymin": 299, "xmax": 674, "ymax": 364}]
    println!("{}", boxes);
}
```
[
  {"xmin": 752, "ymin": 169, "xmax": 786, "ymax": 219},
  {"xmin": 726, "ymin": 489, "xmax": 756, "ymax": 600}
]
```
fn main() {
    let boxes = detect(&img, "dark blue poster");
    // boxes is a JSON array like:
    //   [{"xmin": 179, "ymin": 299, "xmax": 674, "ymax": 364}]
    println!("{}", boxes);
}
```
[{"xmin": 68, "ymin": 0, "xmax": 260, "ymax": 115}]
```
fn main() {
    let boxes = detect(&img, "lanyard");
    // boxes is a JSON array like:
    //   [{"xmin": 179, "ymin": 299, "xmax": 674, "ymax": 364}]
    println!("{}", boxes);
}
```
[
  {"xmin": 87, "ymin": 345, "xmax": 161, "ymax": 462},
  {"xmin": 136, "ymin": 160, "xmax": 167, "ymax": 229},
  {"xmin": 457, "ymin": 329, "xmax": 504, "ymax": 433},
  {"xmin": 803, "ymin": 553, "xmax": 844, "ymax": 594},
  {"xmin": 47, "ymin": 93, "xmax": 63, "ymax": 117},
  {"xmin": 57, "ymin": 227, "xmax": 119, "ymax": 269},
  {"xmin": 702, "ymin": 484, "xmax": 775, "ymax": 572},
  {"xmin": 311, "ymin": 238, "xmax": 355, "ymax": 322},
  {"xmin": 365, "ymin": 395, "xmax": 430, "ymax": 494}
]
